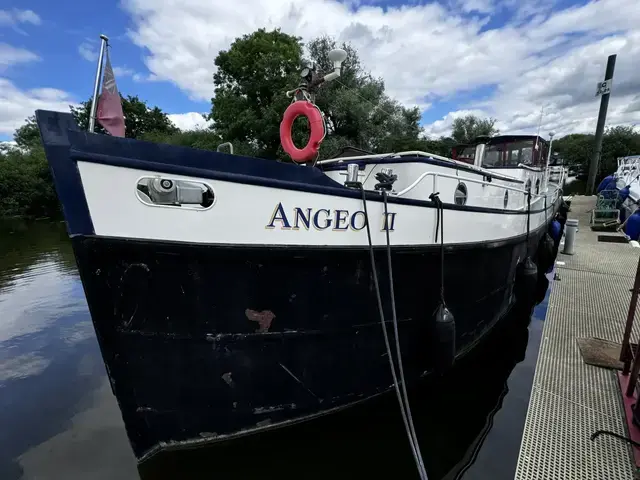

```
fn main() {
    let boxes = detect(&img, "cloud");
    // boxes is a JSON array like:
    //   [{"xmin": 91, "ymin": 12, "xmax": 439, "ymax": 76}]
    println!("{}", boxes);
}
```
[
  {"xmin": 0, "ymin": 8, "xmax": 41, "ymax": 27},
  {"xmin": 78, "ymin": 42, "xmax": 98, "ymax": 62},
  {"xmin": 112, "ymin": 66, "xmax": 135, "ymax": 77},
  {"xmin": 422, "ymin": 109, "xmax": 488, "ymax": 139},
  {"xmin": 120, "ymin": 0, "xmax": 640, "ymax": 138},
  {"xmin": 0, "ymin": 43, "xmax": 40, "ymax": 71},
  {"xmin": 167, "ymin": 112, "xmax": 212, "ymax": 131},
  {"xmin": 0, "ymin": 78, "xmax": 77, "ymax": 135}
]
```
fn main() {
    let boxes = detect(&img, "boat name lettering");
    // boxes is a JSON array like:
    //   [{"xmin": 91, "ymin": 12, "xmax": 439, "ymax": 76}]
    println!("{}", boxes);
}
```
[{"xmin": 266, "ymin": 203, "xmax": 396, "ymax": 232}]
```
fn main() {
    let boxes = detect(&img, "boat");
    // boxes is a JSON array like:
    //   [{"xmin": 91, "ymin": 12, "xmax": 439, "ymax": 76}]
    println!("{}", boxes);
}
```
[
  {"xmin": 614, "ymin": 156, "xmax": 640, "ymax": 218},
  {"xmin": 35, "ymin": 49, "xmax": 565, "ymax": 462}
]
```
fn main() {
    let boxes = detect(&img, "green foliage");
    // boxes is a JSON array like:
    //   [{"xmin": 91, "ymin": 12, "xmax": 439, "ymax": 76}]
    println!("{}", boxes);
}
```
[
  {"xmin": 553, "ymin": 126, "xmax": 640, "ymax": 182},
  {"xmin": 71, "ymin": 94, "xmax": 179, "ymax": 139},
  {"xmin": 13, "ymin": 116, "xmax": 41, "ymax": 149},
  {"xmin": 451, "ymin": 114, "xmax": 499, "ymax": 144},
  {"xmin": 3, "ymin": 95, "xmax": 180, "ymax": 218},
  {"xmin": 0, "ymin": 145, "xmax": 59, "ymax": 218},
  {"xmin": 207, "ymin": 31, "xmax": 430, "ymax": 160},
  {"xmin": 209, "ymin": 28, "xmax": 304, "ymax": 159}
]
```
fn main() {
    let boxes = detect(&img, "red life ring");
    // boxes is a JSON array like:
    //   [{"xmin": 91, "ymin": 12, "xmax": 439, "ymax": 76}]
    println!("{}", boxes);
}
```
[{"xmin": 280, "ymin": 101, "xmax": 324, "ymax": 163}]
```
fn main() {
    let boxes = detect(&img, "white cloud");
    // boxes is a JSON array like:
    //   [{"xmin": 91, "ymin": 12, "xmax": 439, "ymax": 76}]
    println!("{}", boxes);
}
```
[
  {"xmin": 112, "ymin": 66, "xmax": 135, "ymax": 77},
  {"xmin": 78, "ymin": 42, "xmax": 98, "ymax": 62},
  {"xmin": 455, "ymin": 0, "xmax": 495, "ymax": 14},
  {"xmin": 422, "ymin": 109, "xmax": 488, "ymax": 139},
  {"xmin": 167, "ymin": 112, "xmax": 212, "ymax": 131},
  {"xmin": 0, "ymin": 43, "xmax": 39, "ymax": 71},
  {"xmin": 0, "ymin": 9, "xmax": 41, "ymax": 27},
  {"xmin": 120, "ymin": 0, "xmax": 640, "ymax": 138},
  {"xmin": 0, "ymin": 78, "xmax": 77, "ymax": 135}
]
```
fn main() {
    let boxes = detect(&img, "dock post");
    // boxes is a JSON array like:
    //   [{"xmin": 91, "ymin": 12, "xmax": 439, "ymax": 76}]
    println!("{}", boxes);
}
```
[{"xmin": 586, "ymin": 54, "xmax": 617, "ymax": 195}]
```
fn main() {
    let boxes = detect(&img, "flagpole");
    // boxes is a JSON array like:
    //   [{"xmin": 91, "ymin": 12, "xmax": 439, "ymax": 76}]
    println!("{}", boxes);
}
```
[{"xmin": 88, "ymin": 34, "xmax": 109, "ymax": 133}]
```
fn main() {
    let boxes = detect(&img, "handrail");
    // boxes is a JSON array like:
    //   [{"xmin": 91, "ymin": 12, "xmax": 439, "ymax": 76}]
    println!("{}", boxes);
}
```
[
  {"xmin": 392, "ymin": 170, "xmax": 543, "ymax": 198},
  {"xmin": 517, "ymin": 163, "xmax": 544, "ymax": 172},
  {"xmin": 319, "ymin": 151, "xmax": 523, "ymax": 184},
  {"xmin": 318, "ymin": 150, "xmax": 452, "ymax": 164}
]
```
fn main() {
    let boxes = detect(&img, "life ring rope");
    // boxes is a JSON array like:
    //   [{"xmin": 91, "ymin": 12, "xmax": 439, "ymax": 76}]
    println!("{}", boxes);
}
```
[{"xmin": 279, "ymin": 100, "xmax": 326, "ymax": 163}]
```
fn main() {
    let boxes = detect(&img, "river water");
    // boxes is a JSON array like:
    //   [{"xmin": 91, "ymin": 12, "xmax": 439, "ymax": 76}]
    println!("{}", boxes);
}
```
[{"xmin": 0, "ymin": 219, "xmax": 549, "ymax": 480}]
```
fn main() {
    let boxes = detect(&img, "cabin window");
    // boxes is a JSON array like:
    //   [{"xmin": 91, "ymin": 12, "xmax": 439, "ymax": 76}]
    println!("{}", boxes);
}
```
[
  {"xmin": 505, "ymin": 141, "xmax": 533, "ymax": 166},
  {"xmin": 483, "ymin": 145, "xmax": 504, "ymax": 167},
  {"xmin": 455, "ymin": 147, "xmax": 475, "ymax": 165}
]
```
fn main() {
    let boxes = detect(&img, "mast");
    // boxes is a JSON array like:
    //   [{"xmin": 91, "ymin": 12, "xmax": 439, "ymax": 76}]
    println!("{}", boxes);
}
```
[{"xmin": 88, "ymin": 34, "xmax": 109, "ymax": 133}]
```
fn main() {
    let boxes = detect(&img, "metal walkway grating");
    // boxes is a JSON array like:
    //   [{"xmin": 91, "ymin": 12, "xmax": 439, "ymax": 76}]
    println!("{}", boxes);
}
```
[{"xmin": 515, "ymin": 196, "xmax": 637, "ymax": 480}]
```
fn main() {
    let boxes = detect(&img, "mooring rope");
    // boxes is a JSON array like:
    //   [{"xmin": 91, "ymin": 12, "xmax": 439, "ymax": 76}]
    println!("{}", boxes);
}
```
[{"xmin": 357, "ymin": 181, "xmax": 429, "ymax": 480}]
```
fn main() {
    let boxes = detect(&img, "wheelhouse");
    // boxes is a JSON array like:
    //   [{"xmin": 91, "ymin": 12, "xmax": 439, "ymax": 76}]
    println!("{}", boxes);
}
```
[
  {"xmin": 452, "ymin": 135, "xmax": 550, "ymax": 170},
  {"xmin": 451, "ymin": 144, "xmax": 475, "ymax": 165},
  {"xmin": 481, "ymin": 135, "xmax": 549, "ymax": 169}
]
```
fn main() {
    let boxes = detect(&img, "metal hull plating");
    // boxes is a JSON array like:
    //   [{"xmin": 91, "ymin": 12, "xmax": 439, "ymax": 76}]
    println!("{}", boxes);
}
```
[{"xmin": 71, "ymin": 225, "xmax": 551, "ymax": 461}]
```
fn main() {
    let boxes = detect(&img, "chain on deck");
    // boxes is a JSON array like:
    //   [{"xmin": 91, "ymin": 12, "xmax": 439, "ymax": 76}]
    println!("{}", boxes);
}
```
[{"xmin": 515, "ymin": 195, "xmax": 637, "ymax": 480}]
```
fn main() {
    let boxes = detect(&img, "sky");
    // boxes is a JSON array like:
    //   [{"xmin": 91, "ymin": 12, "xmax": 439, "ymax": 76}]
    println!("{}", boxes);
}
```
[{"xmin": 1, "ymin": 0, "xmax": 640, "ymax": 143}]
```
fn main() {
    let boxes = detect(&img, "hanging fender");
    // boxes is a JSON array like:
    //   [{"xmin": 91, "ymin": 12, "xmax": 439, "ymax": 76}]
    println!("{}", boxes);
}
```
[{"xmin": 279, "ymin": 101, "xmax": 324, "ymax": 163}]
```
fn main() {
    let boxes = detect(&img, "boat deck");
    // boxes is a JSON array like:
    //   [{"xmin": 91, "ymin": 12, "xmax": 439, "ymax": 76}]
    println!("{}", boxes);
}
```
[{"xmin": 515, "ymin": 195, "xmax": 639, "ymax": 479}]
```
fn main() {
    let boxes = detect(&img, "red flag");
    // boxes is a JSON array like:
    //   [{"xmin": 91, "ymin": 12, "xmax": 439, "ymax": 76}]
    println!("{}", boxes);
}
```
[{"xmin": 97, "ymin": 48, "xmax": 125, "ymax": 137}]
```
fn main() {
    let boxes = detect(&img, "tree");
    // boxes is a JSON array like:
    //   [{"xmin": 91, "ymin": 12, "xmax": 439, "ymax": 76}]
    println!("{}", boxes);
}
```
[
  {"xmin": 451, "ymin": 114, "xmax": 499, "ymax": 144},
  {"xmin": 208, "ymin": 30, "xmax": 426, "ymax": 160},
  {"xmin": 12, "ymin": 95, "xmax": 180, "ymax": 151},
  {"xmin": 551, "ymin": 126, "xmax": 640, "ymax": 187},
  {"xmin": 13, "ymin": 116, "xmax": 41, "ymax": 149},
  {"xmin": 0, "ymin": 146, "xmax": 58, "ymax": 218},
  {"xmin": 4, "ymin": 95, "xmax": 181, "ymax": 219},
  {"xmin": 71, "ymin": 94, "xmax": 179, "ymax": 139},
  {"xmin": 303, "ymin": 36, "xmax": 424, "ymax": 156},
  {"xmin": 209, "ymin": 28, "xmax": 304, "ymax": 159},
  {"xmin": 600, "ymin": 125, "xmax": 640, "ymax": 177},
  {"xmin": 552, "ymin": 133, "xmax": 593, "ymax": 167}
]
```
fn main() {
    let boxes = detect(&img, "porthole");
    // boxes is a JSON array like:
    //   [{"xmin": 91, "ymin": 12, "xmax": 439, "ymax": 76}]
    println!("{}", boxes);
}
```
[
  {"xmin": 525, "ymin": 179, "xmax": 532, "ymax": 193},
  {"xmin": 503, "ymin": 190, "xmax": 509, "ymax": 208},
  {"xmin": 454, "ymin": 182, "xmax": 468, "ymax": 206},
  {"xmin": 535, "ymin": 179, "xmax": 540, "ymax": 195},
  {"xmin": 136, "ymin": 176, "xmax": 215, "ymax": 210}
]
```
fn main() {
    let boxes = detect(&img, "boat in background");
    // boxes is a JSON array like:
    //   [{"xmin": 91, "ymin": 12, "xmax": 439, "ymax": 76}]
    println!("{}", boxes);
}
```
[
  {"xmin": 35, "ymin": 47, "xmax": 566, "ymax": 463},
  {"xmin": 614, "ymin": 155, "xmax": 640, "ymax": 218}
]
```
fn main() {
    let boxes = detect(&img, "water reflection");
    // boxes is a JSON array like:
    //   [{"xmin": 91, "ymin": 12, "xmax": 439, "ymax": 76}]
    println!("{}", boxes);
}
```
[
  {"xmin": 0, "ymin": 219, "xmax": 135, "ymax": 479},
  {"xmin": 0, "ymin": 219, "xmax": 546, "ymax": 480}
]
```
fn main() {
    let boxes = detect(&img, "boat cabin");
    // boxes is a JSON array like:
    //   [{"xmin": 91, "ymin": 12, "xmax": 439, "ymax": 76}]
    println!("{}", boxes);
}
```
[
  {"xmin": 450, "ymin": 144, "xmax": 475, "ymax": 165},
  {"xmin": 452, "ymin": 135, "xmax": 550, "ymax": 170}
]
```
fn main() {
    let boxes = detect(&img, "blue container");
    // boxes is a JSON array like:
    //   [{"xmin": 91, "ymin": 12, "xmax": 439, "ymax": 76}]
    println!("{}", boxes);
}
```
[
  {"xmin": 619, "ymin": 186, "xmax": 631, "ymax": 202},
  {"xmin": 550, "ymin": 220, "xmax": 562, "ymax": 241},
  {"xmin": 597, "ymin": 175, "xmax": 616, "ymax": 193},
  {"xmin": 625, "ymin": 212, "xmax": 640, "ymax": 241}
]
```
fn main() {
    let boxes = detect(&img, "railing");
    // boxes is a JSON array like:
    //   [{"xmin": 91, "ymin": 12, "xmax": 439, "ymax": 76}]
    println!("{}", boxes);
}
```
[
  {"xmin": 394, "ymin": 171, "xmax": 563, "ymax": 214},
  {"xmin": 393, "ymin": 171, "xmax": 534, "ymax": 198},
  {"xmin": 617, "ymin": 156, "xmax": 640, "ymax": 186}
]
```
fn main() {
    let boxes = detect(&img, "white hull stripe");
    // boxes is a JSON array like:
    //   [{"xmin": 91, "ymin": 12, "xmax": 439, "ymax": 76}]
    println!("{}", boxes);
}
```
[{"xmin": 78, "ymin": 162, "xmax": 558, "ymax": 247}]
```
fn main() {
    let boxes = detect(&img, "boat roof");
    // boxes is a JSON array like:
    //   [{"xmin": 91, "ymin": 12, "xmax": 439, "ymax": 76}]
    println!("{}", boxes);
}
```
[{"xmin": 485, "ymin": 135, "xmax": 548, "ymax": 144}]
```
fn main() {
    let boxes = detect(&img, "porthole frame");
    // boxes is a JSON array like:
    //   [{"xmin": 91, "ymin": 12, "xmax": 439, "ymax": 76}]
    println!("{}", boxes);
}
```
[{"xmin": 454, "ymin": 182, "xmax": 468, "ymax": 206}]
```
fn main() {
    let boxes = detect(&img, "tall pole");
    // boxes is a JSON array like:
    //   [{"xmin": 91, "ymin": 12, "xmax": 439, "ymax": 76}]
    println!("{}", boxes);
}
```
[
  {"xmin": 544, "ymin": 131, "xmax": 555, "ymax": 190},
  {"xmin": 587, "ymin": 54, "xmax": 617, "ymax": 195},
  {"xmin": 88, "ymin": 34, "xmax": 109, "ymax": 133}
]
